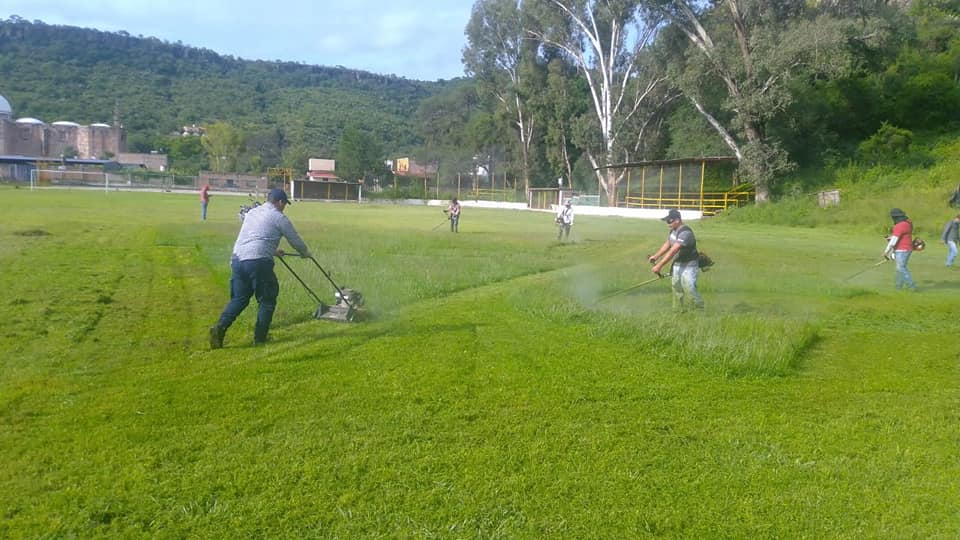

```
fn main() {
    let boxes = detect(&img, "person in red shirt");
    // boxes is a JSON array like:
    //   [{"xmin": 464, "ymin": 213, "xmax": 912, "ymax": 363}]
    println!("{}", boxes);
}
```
[
  {"xmin": 881, "ymin": 208, "xmax": 917, "ymax": 291},
  {"xmin": 200, "ymin": 183, "xmax": 211, "ymax": 221}
]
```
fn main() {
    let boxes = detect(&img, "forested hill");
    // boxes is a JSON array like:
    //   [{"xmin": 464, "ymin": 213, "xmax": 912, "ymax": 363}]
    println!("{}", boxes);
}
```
[{"xmin": 0, "ymin": 16, "xmax": 448, "ymax": 157}]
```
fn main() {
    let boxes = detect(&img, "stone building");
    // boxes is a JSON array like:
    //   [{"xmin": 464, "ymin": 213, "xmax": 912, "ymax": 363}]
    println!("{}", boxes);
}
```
[{"xmin": 0, "ymin": 93, "xmax": 127, "ymax": 159}]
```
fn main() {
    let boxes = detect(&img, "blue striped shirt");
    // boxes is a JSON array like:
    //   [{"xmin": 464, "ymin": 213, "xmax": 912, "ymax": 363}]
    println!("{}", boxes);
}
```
[{"xmin": 232, "ymin": 202, "xmax": 309, "ymax": 261}]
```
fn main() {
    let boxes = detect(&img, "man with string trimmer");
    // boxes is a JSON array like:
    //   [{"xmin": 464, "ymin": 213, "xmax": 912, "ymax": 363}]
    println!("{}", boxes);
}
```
[{"xmin": 648, "ymin": 209, "xmax": 705, "ymax": 311}]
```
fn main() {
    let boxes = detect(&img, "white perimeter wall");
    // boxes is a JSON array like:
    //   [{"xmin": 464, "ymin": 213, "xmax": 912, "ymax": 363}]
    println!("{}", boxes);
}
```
[{"xmin": 424, "ymin": 199, "xmax": 702, "ymax": 221}]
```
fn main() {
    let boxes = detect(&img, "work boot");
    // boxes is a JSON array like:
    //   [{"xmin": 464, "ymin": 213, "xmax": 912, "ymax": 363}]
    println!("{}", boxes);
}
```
[{"xmin": 209, "ymin": 325, "xmax": 225, "ymax": 350}]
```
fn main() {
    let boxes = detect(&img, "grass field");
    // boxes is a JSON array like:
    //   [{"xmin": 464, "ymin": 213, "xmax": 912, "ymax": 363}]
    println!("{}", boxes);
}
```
[{"xmin": 1, "ymin": 186, "xmax": 958, "ymax": 538}]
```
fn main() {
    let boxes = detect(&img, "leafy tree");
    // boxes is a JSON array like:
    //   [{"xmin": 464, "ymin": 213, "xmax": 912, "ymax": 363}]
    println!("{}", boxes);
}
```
[
  {"xmin": 526, "ymin": 0, "xmax": 673, "ymax": 205},
  {"xmin": 541, "ymin": 57, "xmax": 589, "ymax": 187},
  {"xmin": 281, "ymin": 143, "xmax": 311, "ymax": 175},
  {"xmin": 235, "ymin": 125, "xmax": 290, "ymax": 174},
  {"xmin": 877, "ymin": 0, "xmax": 960, "ymax": 131},
  {"xmin": 910, "ymin": 0, "xmax": 960, "ymax": 68},
  {"xmin": 337, "ymin": 125, "xmax": 384, "ymax": 183},
  {"xmin": 464, "ymin": 0, "xmax": 544, "ymax": 194},
  {"xmin": 158, "ymin": 135, "xmax": 206, "ymax": 174},
  {"xmin": 650, "ymin": 0, "xmax": 881, "ymax": 202},
  {"xmin": 661, "ymin": 102, "xmax": 728, "ymax": 159},
  {"xmin": 201, "ymin": 121, "xmax": 244, "ymax": 173}
]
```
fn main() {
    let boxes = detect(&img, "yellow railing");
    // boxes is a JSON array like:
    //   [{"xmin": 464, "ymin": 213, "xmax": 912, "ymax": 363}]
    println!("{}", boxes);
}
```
[{"xmin": 623, "ymin": 186, "xmax": 754, "ymax": 216}]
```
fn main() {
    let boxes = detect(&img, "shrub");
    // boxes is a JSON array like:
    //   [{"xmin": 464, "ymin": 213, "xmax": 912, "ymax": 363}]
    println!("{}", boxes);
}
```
[
  {"xmin": 857, "ymin": 122, "xmax": 932, "ymax": 167},
  {"xmin": 857, "ymin": 123, "xmax": 914, "ymax": 164}
]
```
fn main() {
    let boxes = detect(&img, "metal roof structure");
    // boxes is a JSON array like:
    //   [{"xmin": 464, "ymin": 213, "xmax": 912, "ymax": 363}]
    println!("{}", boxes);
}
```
[{"xmin": 596, "ymin": 156, "xmax": 738, "ymax": 170}]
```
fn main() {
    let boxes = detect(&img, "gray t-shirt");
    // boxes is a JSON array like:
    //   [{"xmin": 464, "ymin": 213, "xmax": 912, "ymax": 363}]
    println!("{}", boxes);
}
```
[{"xmin": 232, "ymin": 203, "xmax": 309, "ymax": 261}]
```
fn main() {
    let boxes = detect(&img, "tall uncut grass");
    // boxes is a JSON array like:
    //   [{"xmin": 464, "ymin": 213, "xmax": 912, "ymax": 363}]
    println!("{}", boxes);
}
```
[
  {"xmin": 725, "ymin": 136, "xmax": 960, "ymax": 236},
  {"xmin": 1, "ymin": 186, "xmax": 958, "ymax": 538}
]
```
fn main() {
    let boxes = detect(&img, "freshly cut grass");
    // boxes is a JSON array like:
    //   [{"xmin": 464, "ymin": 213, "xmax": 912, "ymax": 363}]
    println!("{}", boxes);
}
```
[{"xmin": 1, "ymin": 187, "xmax": 958, "ymax": 538}]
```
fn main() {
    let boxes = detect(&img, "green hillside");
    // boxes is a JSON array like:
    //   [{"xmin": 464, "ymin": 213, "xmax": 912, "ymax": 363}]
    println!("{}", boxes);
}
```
[{"xmin": 0, "ymin": 17, "xmax": 448, "ymax": 160}]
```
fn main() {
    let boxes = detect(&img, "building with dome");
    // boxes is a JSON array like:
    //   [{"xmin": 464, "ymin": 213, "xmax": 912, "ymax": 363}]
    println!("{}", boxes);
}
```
[
  {"xmin": 0, "ymin": 93, "xmax": 127, "ymax": 160},
  {"xmin": 0, "ymin": 94, "xmax": 11, "ymax": 120}
]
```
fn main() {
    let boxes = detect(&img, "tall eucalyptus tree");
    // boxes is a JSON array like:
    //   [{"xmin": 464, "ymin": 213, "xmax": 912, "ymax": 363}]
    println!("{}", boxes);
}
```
[
  {"xmin": 542, "ymin": 57, "xmax": 589, "ymax": 187},
  {"xmin": 650, "ymin": 0, "xmax": 875, "ymax": 201},
  {"xmin": 464, "ymin": 0, "xmax": 543, "ymax": 194},
  {"xmin": 526, "ymin": 0, "xmax": 672, "ymax": 205}
]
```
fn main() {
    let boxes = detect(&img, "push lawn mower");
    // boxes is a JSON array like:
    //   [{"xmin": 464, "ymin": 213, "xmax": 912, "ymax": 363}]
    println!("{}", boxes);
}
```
[{"xmin": 276, "ymin": 254, "xmax": 365, "ymax": 322}]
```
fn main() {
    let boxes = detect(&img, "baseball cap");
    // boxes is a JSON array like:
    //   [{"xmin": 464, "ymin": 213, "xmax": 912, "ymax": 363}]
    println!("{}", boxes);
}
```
[
  {"xmin": 661, "ymin": 209, "xmax": 682, "ymax": 223},
  {"xmin": 268, "ymin": 188, "xmax": 291, "ymax": 205},
  {"xmin": 890, "ymin": 207, "xmax": 905, "ymax": 218}
]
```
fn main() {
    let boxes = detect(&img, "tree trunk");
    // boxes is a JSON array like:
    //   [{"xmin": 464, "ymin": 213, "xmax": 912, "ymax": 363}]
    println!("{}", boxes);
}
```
[
  {"xmin": 742, "ymin": 123, "xmax": 771, "ymax": 203},
  {"xmin": 603, "ymin": 169, "xmax": 618, "ymax": 206},
  {"xmin": 560, "ymin": 133, "xmax": 573, "ymax": 189},
  {"xmin": 515, "ymin": 93, "xmax": 534, "ymax": 196},
  {"xmin": 586, "ymin": 151, "xmax": 621, "ymax": 207}
]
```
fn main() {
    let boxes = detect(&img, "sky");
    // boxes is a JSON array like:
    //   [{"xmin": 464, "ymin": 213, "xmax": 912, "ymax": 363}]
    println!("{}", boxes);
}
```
[{"xmin": 5, "ymin": 0, "xmax": 475, "ymax": 81}]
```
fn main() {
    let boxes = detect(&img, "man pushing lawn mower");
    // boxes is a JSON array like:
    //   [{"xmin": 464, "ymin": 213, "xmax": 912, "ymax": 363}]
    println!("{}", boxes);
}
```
[{"xmin": 209, "ymin": 188, "xmax": 311, "ymax": 349}]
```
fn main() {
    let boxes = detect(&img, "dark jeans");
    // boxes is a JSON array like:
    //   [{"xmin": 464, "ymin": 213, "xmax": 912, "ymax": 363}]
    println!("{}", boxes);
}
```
[{"xmin": 216, "ymin": 256, "xmax": 279, "ymax": 342}]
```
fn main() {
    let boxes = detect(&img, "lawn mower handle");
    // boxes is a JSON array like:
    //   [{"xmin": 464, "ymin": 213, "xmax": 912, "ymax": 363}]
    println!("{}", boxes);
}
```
[
  {"xmin": 275, "ymin": 254, "xmax": 324, "ymax": 304},
  {"xmin": 301, "ymin": 255, "xmax": 356, "ymax": 309}
]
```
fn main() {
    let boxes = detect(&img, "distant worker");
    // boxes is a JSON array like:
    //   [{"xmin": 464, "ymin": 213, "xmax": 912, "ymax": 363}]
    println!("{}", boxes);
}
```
[
  {"xmin": 444, "ymin": 198, "xmax": 461, "ymax": 233},
  {"xmin": 209, "ymin": 188, "xmax": 311, "ymax": 349},
  {"xmin": 200, "ymin": 183, "xmax": 211, "ymax": 221},
  {"xmin": 556, "ymin": 200, "xmax": 574, "ymax": 242},
  {"xmin": 648, "ymin": 209, "xmax": 704, "ymax": 311},
  {"xmin": 882, "ymin": 208, "xmax": 917, "ymax": 291},
  {"xmin": 941, "ymin": 214, "xmax": 960, "ymax": 267}
]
